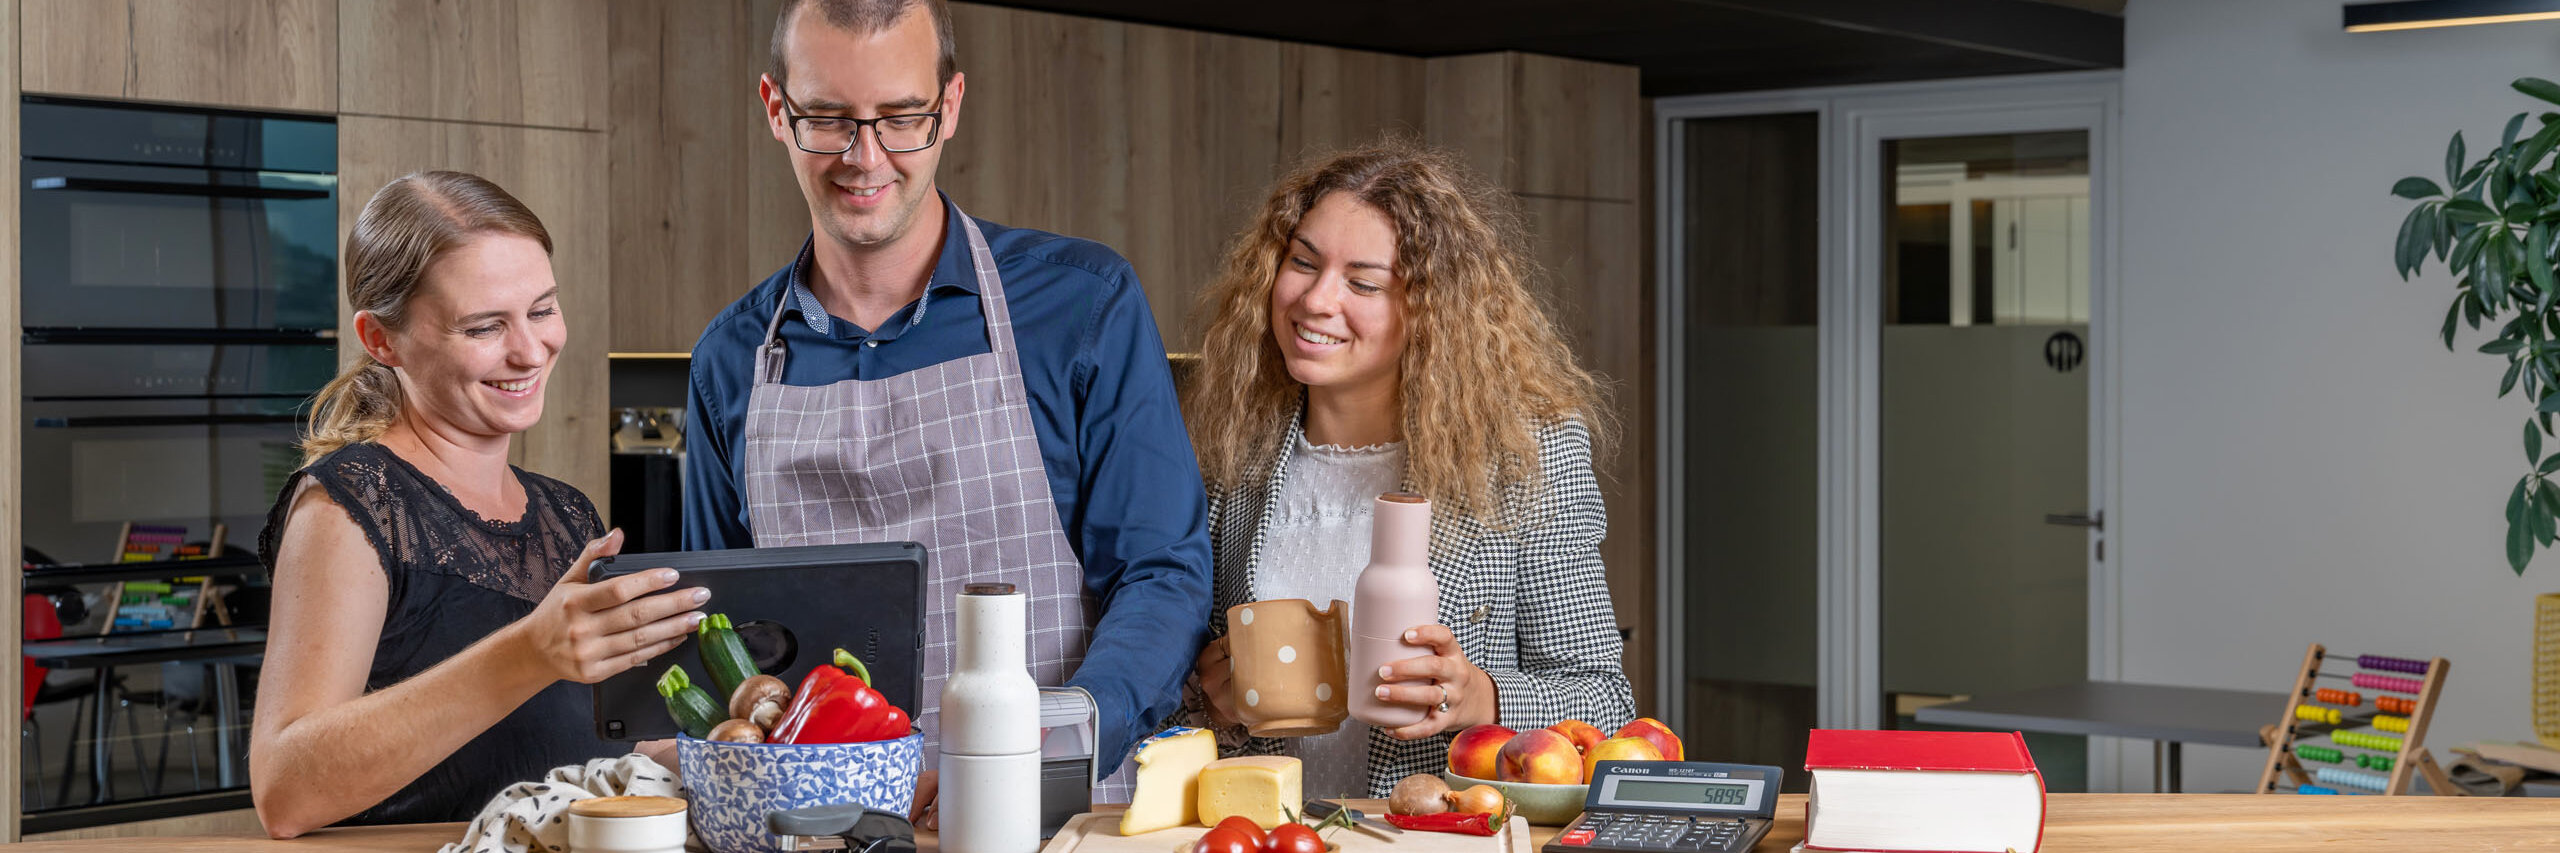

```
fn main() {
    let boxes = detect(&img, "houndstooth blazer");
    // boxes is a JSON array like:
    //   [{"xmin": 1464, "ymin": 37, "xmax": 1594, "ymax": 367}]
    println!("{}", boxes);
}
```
[{"xmin": 1192, "ymin": 409, "xmax": 1637, "ymax": 797}]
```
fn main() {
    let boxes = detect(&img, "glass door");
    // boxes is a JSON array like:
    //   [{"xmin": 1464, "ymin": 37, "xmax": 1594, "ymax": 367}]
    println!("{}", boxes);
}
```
[
  {"xmin": 1876, "ymin": 130, "xmax": 2093, "ymax": 791},
  {"xmin": 1670, "ymin": 111, "xmax": 1821, "ymax": 788},
  {"xmin": 1661, "ymin": 75, "xmax": 2116, "ymax": 790}
]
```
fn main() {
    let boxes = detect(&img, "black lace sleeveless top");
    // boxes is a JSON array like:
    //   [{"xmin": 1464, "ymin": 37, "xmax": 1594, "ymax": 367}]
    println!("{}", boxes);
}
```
[{"xmin": 258, "ymin": 441, "xmax": 613, "ymax": 825}]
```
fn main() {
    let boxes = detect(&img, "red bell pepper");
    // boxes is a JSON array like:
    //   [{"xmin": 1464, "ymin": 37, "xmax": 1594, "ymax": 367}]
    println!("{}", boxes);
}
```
[
  {"xmin": 773, "ymin": 648, "xmax": 911, "ymax": 744},
  {"xmin": 1382, "ymin": 812, "xmax": 1501, "ymax": 836}
]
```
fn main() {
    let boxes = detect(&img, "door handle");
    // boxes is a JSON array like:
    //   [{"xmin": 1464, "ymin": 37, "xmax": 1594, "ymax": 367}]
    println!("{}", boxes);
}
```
[{"xmin": 2044, "ymin": 511, "xmax": 2103, "ymax": 530}]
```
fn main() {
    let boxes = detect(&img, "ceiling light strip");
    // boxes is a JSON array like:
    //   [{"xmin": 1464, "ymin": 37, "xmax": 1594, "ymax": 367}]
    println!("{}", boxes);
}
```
[{"xmin": 2344, "ymin": 0, "xmax": 2560, "ymax": 31}]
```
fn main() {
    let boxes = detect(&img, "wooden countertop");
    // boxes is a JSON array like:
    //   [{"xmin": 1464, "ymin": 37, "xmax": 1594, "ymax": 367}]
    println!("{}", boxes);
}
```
[{"xmin": 16, "ymin": 794, "xmax": 2560, "ymax": 851}]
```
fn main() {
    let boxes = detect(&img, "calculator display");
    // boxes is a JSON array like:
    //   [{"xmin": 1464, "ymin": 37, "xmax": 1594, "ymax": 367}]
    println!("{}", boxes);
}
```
[
  {"xmin": 1612, "ymin": 779, "xmax": 1751, "ymax": 807},
  {"xmin": 1596, "ymin": 775, "xmax": 1765, "ymax": 813}
]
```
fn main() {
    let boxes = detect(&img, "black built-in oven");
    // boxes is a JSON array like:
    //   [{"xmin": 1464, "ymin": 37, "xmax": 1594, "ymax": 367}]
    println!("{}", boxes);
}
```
[{"xmin": 19, "ymin": 96, "xmax": 337, "ymax": 563}]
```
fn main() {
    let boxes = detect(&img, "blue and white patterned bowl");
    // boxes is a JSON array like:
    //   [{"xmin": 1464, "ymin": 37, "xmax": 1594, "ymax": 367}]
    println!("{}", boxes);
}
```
[{"xmin": 679, "ymin": 731, "xmax": 924, "ymax": 853}]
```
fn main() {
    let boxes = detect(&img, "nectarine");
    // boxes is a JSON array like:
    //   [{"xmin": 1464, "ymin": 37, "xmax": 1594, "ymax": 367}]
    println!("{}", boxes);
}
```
[
  {"xmin": 1497, "ymin": 729, "xmax": 1582, "ymax": 784},
  {"xmin": 1611, "ymin": 718, "xmax": 1684, "ymax": 762},
  {"xmin": 1447, "ymin": 724, "xmax": 1517, "ymax": 779}
]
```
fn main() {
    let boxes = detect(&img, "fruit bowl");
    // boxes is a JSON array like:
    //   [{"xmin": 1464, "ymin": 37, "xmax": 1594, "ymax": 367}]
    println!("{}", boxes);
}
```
[{"xmin": 1442, "ymin": 771, "xmax": 1588, "ymax": 826}]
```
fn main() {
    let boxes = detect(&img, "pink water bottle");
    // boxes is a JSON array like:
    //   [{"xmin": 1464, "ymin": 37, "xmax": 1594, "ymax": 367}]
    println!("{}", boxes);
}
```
[{"xmin": 1349, "ymin": 492, "xmax": 1439, "ymax": 728}]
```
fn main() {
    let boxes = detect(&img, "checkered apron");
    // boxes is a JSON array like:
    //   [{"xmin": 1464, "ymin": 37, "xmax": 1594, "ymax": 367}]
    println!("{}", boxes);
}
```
[{"xmin": 741, "ymin": 212, "xmax": 1092, "ymax": 776}]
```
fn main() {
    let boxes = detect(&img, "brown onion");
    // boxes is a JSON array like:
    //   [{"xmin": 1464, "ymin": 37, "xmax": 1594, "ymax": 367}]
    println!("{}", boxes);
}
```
[
  {"xmin": 1445, "ymin": 783, "xmax": 1504, "ymax": 816},
  {"xmin": 1389, "ymin": 774, "xmax": 1452, "ymax": 815}
]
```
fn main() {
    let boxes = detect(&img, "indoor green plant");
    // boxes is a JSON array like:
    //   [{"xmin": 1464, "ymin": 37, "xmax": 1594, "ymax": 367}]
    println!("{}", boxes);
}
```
[
  {"xmin": 2393, "ymin": 77, "xmax": 2560, "ymax": 575},
  {"xmin": 2396, "ymin": 78, "xmax": 2560, "ymax": 750}
]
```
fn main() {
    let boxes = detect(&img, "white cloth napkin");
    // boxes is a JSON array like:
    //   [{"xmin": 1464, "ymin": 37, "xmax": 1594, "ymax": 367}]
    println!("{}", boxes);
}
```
[{"xmin": 438, "ymin": 753, "xmax": 685, "ymax": 853}]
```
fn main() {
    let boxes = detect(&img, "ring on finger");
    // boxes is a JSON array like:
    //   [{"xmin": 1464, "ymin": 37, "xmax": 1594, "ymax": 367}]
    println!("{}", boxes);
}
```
[{"xmin": 1437, "ymin": 683, "xmax": 1452, "ymax": 715}]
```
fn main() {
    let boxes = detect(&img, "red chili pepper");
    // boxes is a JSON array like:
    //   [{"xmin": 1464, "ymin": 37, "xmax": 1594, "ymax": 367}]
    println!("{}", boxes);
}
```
[
  {"xmin": 1383, "ymin": 813, "xmax": 1500, "ymax": 836},
  {"xmin": 773, "ymin": 649, "xmax": 912, "ymax": 744}
]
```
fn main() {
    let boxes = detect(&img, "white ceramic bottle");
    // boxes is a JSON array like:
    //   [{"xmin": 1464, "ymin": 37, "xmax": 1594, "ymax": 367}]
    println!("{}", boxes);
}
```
[
  {"xmin": 939, "ymin": 583, "xmax": 1040, "ymax": 853},
  {"xmin": 1348, "ymin": 492, "xmax": 1439, "ymax": 728}
]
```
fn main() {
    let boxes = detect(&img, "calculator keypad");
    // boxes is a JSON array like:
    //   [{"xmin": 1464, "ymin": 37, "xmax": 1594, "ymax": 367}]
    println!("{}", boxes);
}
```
[{"xmin": 1549, "ymin": 811, "xmax": 1768, "ymax": 853}]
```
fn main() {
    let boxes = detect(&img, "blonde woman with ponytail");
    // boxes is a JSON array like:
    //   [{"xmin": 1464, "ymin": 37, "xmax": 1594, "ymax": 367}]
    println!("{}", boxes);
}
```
[
  {"xmin": 1183, "ymin": 139, "xmax": 1636, "ymax": 798},
  {"xmin": 250, "ymin": 172, "xmax": 705, "ymax": 836}
]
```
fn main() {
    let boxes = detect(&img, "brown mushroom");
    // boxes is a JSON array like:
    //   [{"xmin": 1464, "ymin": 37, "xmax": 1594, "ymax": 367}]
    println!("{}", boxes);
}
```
[
  {"xmin": 729, "ymin": 674, "xmax": 790, "ymax": 721},
  {"xmin": 707, "ymin": 718, "xmax": 766, "ymax": 743}
]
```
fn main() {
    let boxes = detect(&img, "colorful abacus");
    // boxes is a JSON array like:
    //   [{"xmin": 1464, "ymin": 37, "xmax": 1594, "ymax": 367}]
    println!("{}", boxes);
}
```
[
  {"xmin": 99, "ymin": 521, "xmax": 227, "ymax": 636},
  {"xmin": 2257, "ymin": 643, "xmax": 2454, "ymax": 797},
  {"xmin": 2315, "ymin": 767, "xmax": 2390, "ymax": 792},
  {"xmin": 2353, "ymin": 673, "xmax": 2425, "ymax": 694}
]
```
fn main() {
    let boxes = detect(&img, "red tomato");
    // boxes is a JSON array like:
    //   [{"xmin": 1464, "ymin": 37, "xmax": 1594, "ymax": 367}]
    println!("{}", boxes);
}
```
[
  {"xmin": 1193, "ymin": 827, "xmax": 1258, "ymax": 853},
  {"xmin": 1265, "ymin": 823, "xmax": 1325, "ymax": 853},
  {"xmin": 1215, "ymin": 816, "xmax": 1269, "ymax": 849}
]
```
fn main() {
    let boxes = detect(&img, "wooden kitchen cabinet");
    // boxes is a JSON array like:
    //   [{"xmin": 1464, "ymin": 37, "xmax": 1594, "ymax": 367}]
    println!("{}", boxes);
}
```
[
  {"xmin": 1427, "ymin": 51, "xmax": 1651, "ymax": 709},
  {"xmin": 337, "ymin": 116, "xmax": 613, "ymax": 510},
  {"xmin": 340, "ymin": 0, "xmax": 606, "ymax": 130},
  {"xmin": 1427, "ymin": 52, "xmax": 1642, "ymax": 202},
  {"xmin": 21, "ymin": 0, "xmax": 337, "ymax": 113},
  {"xmin": 1278, "ymin": 43, "xmax": 1425, "ymax": 164},
  {"xmin": 607, "ymin": 0, "xmax": 762, "ymax": 354}
]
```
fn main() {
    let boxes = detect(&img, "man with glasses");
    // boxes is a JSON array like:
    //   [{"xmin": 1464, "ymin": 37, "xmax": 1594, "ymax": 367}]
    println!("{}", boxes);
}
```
[{"xmin": 681, "ymin": 0, "xmax": 1210, "ymax": 818}]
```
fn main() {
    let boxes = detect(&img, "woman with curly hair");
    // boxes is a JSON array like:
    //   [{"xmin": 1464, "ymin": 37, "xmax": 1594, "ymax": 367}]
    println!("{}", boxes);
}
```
[{"xmin": 1184, "ymin": 138, "xmax": 1636, "ymax": 797}]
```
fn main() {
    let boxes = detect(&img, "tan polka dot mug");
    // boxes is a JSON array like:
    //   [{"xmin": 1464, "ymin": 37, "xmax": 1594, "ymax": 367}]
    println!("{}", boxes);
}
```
[{"xmin": 1224, "ymin": 599, "xmax": 1351, "ymax": 737}]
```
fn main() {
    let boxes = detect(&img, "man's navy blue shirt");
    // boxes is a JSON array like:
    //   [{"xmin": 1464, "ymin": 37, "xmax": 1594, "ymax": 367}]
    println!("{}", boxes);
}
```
[{"xmin": 683, "ymin": 196, "xmax": 1211, "ymax": 770}]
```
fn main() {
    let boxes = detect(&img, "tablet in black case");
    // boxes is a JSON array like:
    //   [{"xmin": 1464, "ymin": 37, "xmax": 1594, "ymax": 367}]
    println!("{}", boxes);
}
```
[{"xmin": 588, "ymin": 542, "xmax": 927, "ymax": 741}]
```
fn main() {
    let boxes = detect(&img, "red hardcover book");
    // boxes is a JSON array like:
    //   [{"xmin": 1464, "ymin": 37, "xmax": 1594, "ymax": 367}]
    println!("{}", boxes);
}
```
[{"xmin": 1802, "ymin": 729, "xmax": 2045, "ymax": 853}]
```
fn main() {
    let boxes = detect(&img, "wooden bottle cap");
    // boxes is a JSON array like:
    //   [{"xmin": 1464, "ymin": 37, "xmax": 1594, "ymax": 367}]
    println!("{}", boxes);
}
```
[
  {"xmin": 1379, "ymin": 491, "xmax": 1427, "ymax": 504},
  {"xmin": 964, "ymin": 582, "xmax": 1017, "ymax": 595},
  {"xmin": 567, "ymin": 795, "xmax": 688, "ymax": 818}
]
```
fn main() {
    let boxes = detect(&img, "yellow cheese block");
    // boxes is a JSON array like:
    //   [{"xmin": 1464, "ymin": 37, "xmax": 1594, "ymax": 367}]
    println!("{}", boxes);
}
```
[
  {"xmin": 1197, "ymin": 756, "xmax": 1304, "ymax": 831},
  {"xmin": 1120, "ymin": 727, "xmax": 1218, "ymax": 835}
]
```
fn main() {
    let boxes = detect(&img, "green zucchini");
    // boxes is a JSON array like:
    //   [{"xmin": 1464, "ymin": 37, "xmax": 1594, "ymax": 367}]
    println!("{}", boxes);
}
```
[
  {"xmin": 698, "ymin": 613, "xmax": 758, "ymax": 699},
  {"xmin": 657, "ymin": 665, "xmax": 723, "ymax": 738}
]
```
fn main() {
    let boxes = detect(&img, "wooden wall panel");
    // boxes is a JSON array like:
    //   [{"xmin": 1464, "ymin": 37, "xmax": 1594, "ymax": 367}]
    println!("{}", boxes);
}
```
[
  {"xmin": 1512, "ymin": 53, "xmax": 1641, "ymax": 202},
  {"xmin": 743, "ymin": 0, "xmax": 806, "ymax": 288},
  {"xmin": 1423, "ymin": 52, "xmax": 1514, "ymax": 198},
  {"xmin": 341, "ymin": 0, "xmax": 606, "ymax": 130},
  {"xmin": 1278, "ymin": 44, "xmax": 1424, "ymax": 165},
  {"xmin": 23, "ymin": 0, "xmax": 336, "ymax": 113},
  {"xmin": 608, "ymin": 0, "xmax": 755, "ymax": 353},
  {"xmin": 1523, "ymin": 195, "xmax": 1653, "ymax": 713},
  {"xmin": 1427, "ymin": 52, "xmax": 1642, "ymax": 201},
  {"xmin": 3, "ymin": 0, "xmax": 21, "ymax": 837},
  {"xmin": 17, "ymin": 0, "xmax": 119, "ymax": 99},
  {"xmin": 1435, "ymin": 50, "xmax": 1652, "ymax": 713},
  {"xmin": 338, "ymin": 117, "xmax": 613, "ymax": 510},
  {"xmin": 938, "ymin": 3, "xmax": 1132, "ymax": 264},
  {"xmin": 1121, "ymin": 24, "xmax": 1279, "ymax": 345}
]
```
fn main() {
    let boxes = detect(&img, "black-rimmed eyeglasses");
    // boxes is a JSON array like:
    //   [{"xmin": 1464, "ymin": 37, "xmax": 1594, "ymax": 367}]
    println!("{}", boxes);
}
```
[{"xmin": 780, "ymin": 90, "xmax": 945, "ymax": 155}]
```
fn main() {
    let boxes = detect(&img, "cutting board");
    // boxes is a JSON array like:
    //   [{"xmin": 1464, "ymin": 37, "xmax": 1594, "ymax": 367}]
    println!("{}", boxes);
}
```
[{"xmin": 1039, "ymin": 812, "xmax": 1532, "ymax": 853}]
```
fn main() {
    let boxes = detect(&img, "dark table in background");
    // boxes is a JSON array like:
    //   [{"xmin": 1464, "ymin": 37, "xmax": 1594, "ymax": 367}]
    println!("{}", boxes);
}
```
[
  {"xmin": 24, "ymin": 628, "xmax": 266, "ymax": 803},
  {"xmin": 1914, "ymin": 680, "xmax": 2287, "ymax": 792}
]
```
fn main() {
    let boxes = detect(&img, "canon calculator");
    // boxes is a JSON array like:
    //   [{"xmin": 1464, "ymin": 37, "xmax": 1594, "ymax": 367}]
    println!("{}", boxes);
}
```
[{"xmin": 1543, "ymin": 760, "xmax": 1786, "ymax": 853}]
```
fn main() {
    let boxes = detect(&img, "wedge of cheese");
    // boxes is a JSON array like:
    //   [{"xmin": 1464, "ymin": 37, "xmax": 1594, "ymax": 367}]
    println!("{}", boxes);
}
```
[
  {"xmin": 1119, "ymin": 727, "xmax": 1218, "ymax": 835},
  {"xmin": 1196, "ymin": 756, "xmax": 1303, "ymax": 830}
]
